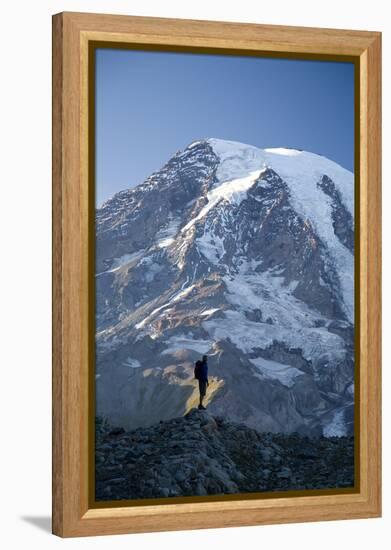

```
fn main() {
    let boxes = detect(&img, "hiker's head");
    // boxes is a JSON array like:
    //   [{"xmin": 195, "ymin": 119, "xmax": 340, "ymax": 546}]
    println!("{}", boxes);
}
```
[{"xmin": 202, "ymin": 355, "xmax": 207, "ymax": 362}]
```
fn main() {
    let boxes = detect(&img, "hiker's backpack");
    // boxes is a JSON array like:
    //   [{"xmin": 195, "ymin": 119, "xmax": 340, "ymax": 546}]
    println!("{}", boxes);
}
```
[{"xmin": 194, "ymin": 361, "xmax": 202, "ymax": 380}]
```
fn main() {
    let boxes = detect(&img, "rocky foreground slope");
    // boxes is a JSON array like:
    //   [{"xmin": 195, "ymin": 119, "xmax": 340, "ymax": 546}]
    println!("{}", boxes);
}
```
[{"xmin": 95, "ymin": 409, "xmax": 354, "ymax": 501}]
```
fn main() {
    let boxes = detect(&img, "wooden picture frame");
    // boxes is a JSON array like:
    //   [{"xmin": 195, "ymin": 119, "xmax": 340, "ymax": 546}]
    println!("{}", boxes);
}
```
[{"xmin": 52, "ymin": 11, "xmax": 381, "ymax": 537}]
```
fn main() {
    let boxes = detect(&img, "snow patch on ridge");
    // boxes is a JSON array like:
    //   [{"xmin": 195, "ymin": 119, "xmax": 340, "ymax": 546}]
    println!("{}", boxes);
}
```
[
  {"xmin": 181, "ymin": 169, "xmax": 265, "ymax": 234},
  {"xmin": 203, "ymin": 309, "xmax": 345, "ymax": 365},
  {"xmin": 200, "ymin": 308, "xmax": 220, "ymax": 317},
  {"xmin": 223, "ymin": 262, "xmax": 315, "ymax": 329},
  {"xmin": 155, "ymin": 218, "xmax": 180, "ymax": 248},
  {"xmin": 264, "ymin": 148, "xmax": 302, "ymax": 157},
  {"xmin": 207, "ymin": 138, "xmax": 268, "ymax": 183},
  {"xmin": 97, "ymin": 250, "xmax": 145, "ymax": 275},
  {"xmin": 123, "ymin": 358, "xmax": 142, "ymax": 369},
  {"xmin": 197, "ymin": 228, "xmax": 226, "ymax": 265},
  {"xmin": 162, "ymin": 335, "xmax": 213, "ymax": 355},
  {"xmin": 250, "ymin": 357, "xmax": 304, "ymax": 388},
  {"xmin": 135, "ymin": 285, "xmax": 196, "ymax": 330}
]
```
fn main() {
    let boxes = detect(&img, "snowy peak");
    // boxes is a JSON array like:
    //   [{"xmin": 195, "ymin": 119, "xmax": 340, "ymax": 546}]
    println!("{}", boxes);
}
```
[
  {"xmin": 95, "ymin": 137, "xmax": 355, "ymax": 436},
  {"xmin": 197, "ymin": 138, "xmax": 355, "ymax": 322},
  {"xmin": 205, "ymin": 137, "xmax": 353, "ymax": 214}
]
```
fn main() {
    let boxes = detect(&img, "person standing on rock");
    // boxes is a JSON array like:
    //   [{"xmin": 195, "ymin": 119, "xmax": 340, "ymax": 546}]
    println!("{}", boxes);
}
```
[{"xmin": 194, "ymin": 355, "xmax": 209, "ymax": 410}]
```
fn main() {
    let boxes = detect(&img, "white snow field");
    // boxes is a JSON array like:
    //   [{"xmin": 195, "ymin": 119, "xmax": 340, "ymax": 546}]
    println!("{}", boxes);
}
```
[{"xmin": 206, "ymin": 138, "xmax": 354, "ymax": 322}]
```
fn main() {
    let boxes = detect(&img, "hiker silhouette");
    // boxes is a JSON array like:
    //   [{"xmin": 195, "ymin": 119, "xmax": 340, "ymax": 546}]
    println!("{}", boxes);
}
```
[{"xmin": 194, "ymin": 355, "xmax": 209, "ymax": 410}]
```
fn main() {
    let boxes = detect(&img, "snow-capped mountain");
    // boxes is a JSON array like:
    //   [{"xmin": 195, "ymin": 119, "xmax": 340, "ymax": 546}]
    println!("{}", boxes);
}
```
[{"xmin": 95, "ymin": 138, "xmax": 355, "ymax": 437}]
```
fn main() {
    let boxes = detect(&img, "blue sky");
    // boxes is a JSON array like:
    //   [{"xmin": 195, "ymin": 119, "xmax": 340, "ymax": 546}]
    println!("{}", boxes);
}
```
[{"xmin": 96, "ymin": 48, "xmax": 354, "ymax": 206}]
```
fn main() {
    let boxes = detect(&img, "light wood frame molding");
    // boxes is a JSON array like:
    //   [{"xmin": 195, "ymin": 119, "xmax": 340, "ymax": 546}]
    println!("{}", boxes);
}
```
[{"xmin": 52, "ymin": 11, "xmax": 382, "ymax": 538}]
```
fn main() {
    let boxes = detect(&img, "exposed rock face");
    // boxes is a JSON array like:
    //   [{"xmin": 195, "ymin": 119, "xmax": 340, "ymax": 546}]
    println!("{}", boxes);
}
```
[
  {"xmin": 95, "ymin": 138, "xmax": 355, "ymax": 437},
  {"xmin": 95, "ymin": 410, "xmax": 354, "ymax": 501},
  {"xmin": 317, "ymin": 174, "xmax": 354, "ymax": 253}
]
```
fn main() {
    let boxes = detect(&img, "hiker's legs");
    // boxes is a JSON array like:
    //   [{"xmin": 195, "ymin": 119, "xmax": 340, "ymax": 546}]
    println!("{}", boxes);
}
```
[{"xmin": 198, "ymin": 380, "xmax": 206, "ymax": 409}]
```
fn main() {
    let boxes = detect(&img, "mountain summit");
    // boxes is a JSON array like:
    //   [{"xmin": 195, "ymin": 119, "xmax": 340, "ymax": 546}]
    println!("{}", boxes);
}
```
[{"xmin": 95, "ymin": 138, "xmax": 355, "ymax": 437}]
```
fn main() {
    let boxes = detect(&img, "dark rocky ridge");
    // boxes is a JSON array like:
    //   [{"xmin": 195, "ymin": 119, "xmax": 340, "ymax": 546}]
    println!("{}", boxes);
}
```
[
  {"xmin": 95, "ymin": 409, "xmax": 354, "ymax": 501},
  {"xmin": 317, "ymin": 174, "xmax": 354, "ymax": 253}
]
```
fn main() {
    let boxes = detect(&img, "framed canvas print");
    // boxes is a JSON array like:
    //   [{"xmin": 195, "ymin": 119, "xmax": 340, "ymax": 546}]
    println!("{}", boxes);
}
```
[{"xmin": 52, "ymin": 12, "xmax": 381, "ymax": 537}]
